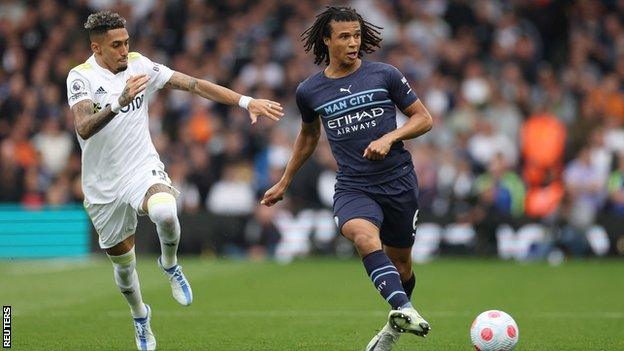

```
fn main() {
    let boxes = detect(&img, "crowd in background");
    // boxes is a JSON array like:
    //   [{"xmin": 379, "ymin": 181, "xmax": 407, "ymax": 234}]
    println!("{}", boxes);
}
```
[{"xmin": 1, "ymin": 0, "xmax": 624, "ymax": 256}]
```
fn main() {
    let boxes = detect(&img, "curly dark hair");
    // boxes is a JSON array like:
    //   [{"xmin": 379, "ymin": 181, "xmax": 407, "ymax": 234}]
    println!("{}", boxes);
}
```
[
  {"xmin": 84, "ymin": 11, "xmax": 126, "ymax": 38},
  {"xmin": 301, "ymin": 6, "xmax": 382, "ymax": 66}
]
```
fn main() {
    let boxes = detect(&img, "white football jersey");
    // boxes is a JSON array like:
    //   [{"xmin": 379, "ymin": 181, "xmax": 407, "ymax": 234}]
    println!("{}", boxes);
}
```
[{"xmin": 66, "ymin": 52, "xmax": 174, "ymax": 204}]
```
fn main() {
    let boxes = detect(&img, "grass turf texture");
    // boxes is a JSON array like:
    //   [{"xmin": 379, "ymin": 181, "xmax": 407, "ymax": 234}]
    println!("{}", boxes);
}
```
[{"xmin": 1, "ymin": 257, "xmax": 622, "ymax": 350}]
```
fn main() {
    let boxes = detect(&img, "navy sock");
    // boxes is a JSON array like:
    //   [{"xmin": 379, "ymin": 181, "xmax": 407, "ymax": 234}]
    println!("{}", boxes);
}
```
[
  {"xmin": 402, "ymin": 273, "xmax": 416, "ymax": 300},
  {"xmin": 362, "ymin": 250, "xmax": 411, "ymax": 310}
]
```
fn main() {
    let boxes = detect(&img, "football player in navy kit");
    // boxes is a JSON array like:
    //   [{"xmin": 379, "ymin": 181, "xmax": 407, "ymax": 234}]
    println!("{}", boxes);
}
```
[{"xmin": 261, "ymin": 6, "xmax": 433, "ymax": 350}]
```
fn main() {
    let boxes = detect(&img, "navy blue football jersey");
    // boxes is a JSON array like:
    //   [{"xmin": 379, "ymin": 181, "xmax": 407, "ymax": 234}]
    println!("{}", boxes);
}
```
[{"xmin": 296, "ymin": 60, "xmax": 418, "ymax": 190}]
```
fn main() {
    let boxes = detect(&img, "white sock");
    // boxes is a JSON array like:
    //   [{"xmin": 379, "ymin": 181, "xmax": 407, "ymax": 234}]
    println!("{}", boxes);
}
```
[
  {"xmin": 108, "ymin": 248, "xmax": 147, "ymax": 318},
  {"xmin": 147, "ymin": 193, "xmax": 180, "ymax": 269}
]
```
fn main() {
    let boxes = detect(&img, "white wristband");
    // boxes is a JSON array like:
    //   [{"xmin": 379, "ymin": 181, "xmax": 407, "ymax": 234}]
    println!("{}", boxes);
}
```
[
  {"xmin": 238, "ymin": 95, "xmax": 252, "ymax": 110},
  {"xmin": 110, "ymin": 99, "xmax": 121, "ymax": 114}
]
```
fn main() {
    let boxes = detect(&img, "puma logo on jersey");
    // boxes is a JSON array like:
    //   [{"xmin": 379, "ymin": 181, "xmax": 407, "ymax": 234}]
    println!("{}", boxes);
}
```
[{"xmin": 339, "ymin": 85, "xmax": 352, "ymax": 94}]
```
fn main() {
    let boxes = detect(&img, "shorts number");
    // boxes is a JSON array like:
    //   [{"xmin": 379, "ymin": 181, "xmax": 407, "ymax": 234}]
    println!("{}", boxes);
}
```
[
  {"xmin": 152, "ymin": 170, "xmax": 169, "ymax": 183},
  {"xmin": 412, "ymin": 209, "xmax": 419, "ymax": 231}
]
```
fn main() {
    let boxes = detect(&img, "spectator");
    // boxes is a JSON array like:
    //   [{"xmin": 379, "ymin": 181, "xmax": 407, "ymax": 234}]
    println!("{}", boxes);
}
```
[
  {"xmin": 207, "ymin": 162, "xmax": 255, "ymax": 217},
  {"xmin": 467, "ymin": 119, "xmax": 518, "ymax": 171},
  {"xmin": 607, "ymin": 152, "xmax": 624, "ymax": 215},
  {"xmin": 32, "ymin": 117, "xmax": 73, "ymax": 176},
  {"xmin": 521, "ymin": 112, "xmax": 566, "ymax": 186},
  {"xmin": 474, "ymin": 154, "xmax": 525, "ymax": 218},
  {"xmin": 0, "ymin": 140, "xmax": 24, "ymax": 202},
  {"xmin": 525, "ymin": 167, "xmax": 565, "ymax": 219},
  {"xmin": 245, "ymin": 204, "xmax": 281, "ymax": 259},
  {"xmin": 239, "ymin": 44, "xmax": 285, "ymax": 89},
  {"xmin": 206, "ymin": 162, "xmax": 256, "ymax": 256},
  {"xmin": 564, "ymin": 146, "xmax": 607, "ymax": 224}
]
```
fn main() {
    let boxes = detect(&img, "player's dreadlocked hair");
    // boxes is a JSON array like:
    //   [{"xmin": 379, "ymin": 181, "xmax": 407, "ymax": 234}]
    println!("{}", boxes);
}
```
[
  {"xmin": 84, "ymin": 11, "xmax": 126, "ymax": 39},
  {"xmin": 301, "ymin": 6, "xmax": 382, "ymax": 66}
]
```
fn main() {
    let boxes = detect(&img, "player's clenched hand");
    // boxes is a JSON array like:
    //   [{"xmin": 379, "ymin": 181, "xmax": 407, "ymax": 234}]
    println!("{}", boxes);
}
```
[
  {"xmin": 260, "ymin": 181, "xmax": 287, "ymax": 207},
  {"xmin": 119, "ymin": 74, "xmax": 150, "ymax": 106},
  {"xmin": 248, "ymin": 99, "xmax": 284, "ymax": 124},
  {"xmin": 363, "ymin": 135, "xmax": 393, "ymax": 160}
]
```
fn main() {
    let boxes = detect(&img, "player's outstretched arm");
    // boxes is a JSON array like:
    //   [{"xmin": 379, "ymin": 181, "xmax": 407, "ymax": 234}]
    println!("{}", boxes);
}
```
[
  {"xmin": 72, "ymin": 75, "xmax": 150, "ymax": 139},
  {"xmin": 165, "ymin": 71, "xmax": 284, "ymax": 124},
  {"xmin": 363, "ymin": 99, "xmax": 433, "ymax": 160},
  {"xmin": 261, "ymin": 118, "xmax": 321, "ymax": 207}
]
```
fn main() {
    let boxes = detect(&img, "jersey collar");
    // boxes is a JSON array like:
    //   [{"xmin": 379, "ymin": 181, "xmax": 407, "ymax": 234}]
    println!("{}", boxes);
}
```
[{"xmin": 89, "ymin": 55, "xmax": 126, "ymax": 79}]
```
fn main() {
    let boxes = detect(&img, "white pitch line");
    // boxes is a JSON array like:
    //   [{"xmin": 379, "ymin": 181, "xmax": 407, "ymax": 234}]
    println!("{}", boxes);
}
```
[
  {"xmin": 101, "ymin": 310, "xmax": 624, "ymax": 319},
  {"xmin": 12, "ymin": 309, "xmax": 623, "ymax": 320}
]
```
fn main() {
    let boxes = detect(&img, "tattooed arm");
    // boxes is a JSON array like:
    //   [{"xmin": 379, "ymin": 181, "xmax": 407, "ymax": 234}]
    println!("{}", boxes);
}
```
[
  {"xmin": 165, "ymin": 71, "xmax": 284, "ymax": 123},
  {"xmin": 71, "ymin": 75, "xmax": 150, "ymax": 140},
  {"xmin": 72, "ymin": 100, "xmax": 117, "ymax": 140},
  {"xmin": 165, "ymin": 71, "xmax": 240, "ymax": 105}
]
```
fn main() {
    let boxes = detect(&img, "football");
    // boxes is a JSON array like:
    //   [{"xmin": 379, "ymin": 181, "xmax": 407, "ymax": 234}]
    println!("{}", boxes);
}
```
[{"xmin": 470, "ymin": 310, "xmax": 519, "ymax": 351}]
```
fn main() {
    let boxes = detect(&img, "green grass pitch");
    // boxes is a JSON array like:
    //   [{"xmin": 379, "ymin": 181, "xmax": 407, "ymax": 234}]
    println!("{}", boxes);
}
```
[{"xmin": 1, "ymin": 257, "xmax": 623, "ymax": 350}]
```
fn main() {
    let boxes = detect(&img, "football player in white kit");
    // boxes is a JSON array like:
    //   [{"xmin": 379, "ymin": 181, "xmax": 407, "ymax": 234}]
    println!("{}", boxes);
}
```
[{"xmin": 66, "ymin": 11, "xmax": 283, "ymax": 351}]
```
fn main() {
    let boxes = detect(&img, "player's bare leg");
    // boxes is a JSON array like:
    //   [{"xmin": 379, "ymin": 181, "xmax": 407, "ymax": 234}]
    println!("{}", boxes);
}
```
[
  {"xmin": 143, "ymin": 183, "xmax": 192, "ymax": 306},
  {"xmin": 384, "ymin": 246, "xmax": 415, "ymax": 292},
  {"xmin": 342, "ymin": 219, "xmax": 382, "ymax": 257},
  {"xmin": 106, "ymin": 236, "xmax": 156, "ymax": 350}
]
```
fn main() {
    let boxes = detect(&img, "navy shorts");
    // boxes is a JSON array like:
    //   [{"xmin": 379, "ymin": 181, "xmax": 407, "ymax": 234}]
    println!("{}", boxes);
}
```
[{"xmin": 333, "ymin": 172, "xmax": 420, "ymax": 248}]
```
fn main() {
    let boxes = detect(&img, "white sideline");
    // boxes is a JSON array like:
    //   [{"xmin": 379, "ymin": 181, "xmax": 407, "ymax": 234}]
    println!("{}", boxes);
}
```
[{"xmin": 102, "ymin": 310, "xmax": 624, "ymax": 319}]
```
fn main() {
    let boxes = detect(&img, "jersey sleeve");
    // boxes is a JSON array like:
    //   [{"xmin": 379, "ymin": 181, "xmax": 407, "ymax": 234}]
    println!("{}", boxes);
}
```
[
  {"xmin": 66, "ymin": 70, "xmax": 93, "ymax": 108},
  {"xmin": 386, "ymin": 65, "xmax": 418, "ymax": 111},
  {"xmin": 137, "ymin": 53, "xmax": 174, "ymax": 90},
  {"xmin": 295, "ymin": 83, "xmax": 317, "ymax": 123}
]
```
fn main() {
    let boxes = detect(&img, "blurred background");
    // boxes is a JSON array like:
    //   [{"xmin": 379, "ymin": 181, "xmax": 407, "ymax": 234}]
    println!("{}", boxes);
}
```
[{"xmin": 1, "ymin": 0, "xmax": 623, "ymax": 262}]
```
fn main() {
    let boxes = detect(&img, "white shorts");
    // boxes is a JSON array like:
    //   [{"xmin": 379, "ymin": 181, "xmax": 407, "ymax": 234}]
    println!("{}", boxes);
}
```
[{"xmin": 84, "ymin": 164, "xmax": 179, "ymax": 249}]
